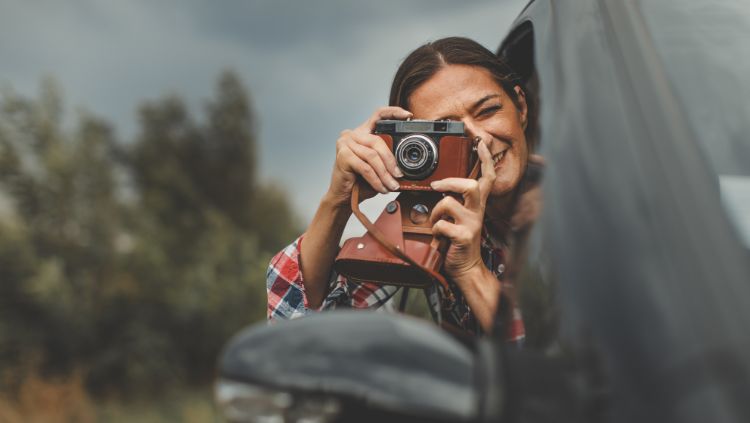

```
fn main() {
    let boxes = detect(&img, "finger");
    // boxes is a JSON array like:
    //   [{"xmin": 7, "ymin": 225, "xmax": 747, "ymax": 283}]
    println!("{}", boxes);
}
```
[
  {"xmin": 429, "ymin": 195, "xmax": 472, "ymax": 225},
  {"xmin": 348, "ymin": 141, "xmax": 400, "ymax": 191},
  {"xmin": 432, "ymin": 219, "xmax": 469, "ymax": 243},
  {"xmin": 429, "ymin": 178, "xmax": 482, "ymax": 210},
  {"xmin": 353, "ymin": 132, "xmax": 403, "ymax": 178},
  {"xmin": 338, "ymin": 146, "xmax": 389, "ymax": 194},
  {"xmin": 361, "ymin": 106, "xmax": 413, "ymax": 130},
  {"xmin": 477, "ymin": 141, "xmax": 496, "ymax": 202}
]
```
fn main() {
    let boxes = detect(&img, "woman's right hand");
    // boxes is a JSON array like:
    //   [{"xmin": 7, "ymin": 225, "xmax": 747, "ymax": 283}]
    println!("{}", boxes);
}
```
[{"xmin": 326, "ymin": 106, "xmax": 412, "ymax": 208}]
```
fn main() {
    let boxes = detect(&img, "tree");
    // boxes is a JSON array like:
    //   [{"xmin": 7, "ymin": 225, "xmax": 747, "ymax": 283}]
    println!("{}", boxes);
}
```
[
  {"xmin": 0, "ymin": 71, "xmax": 299, "ymax": 397},
  {"xmin": 0, "ymin": 80, "xmax": 126, "ymax": 385}
]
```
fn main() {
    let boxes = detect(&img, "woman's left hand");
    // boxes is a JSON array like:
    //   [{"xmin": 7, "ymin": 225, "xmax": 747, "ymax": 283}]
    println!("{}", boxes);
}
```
[
  {"xmin": 429, "ymin": 140, "xmax": 500, "ymax": 331},
  {"xmin": 429, "ymin": 140, "xmax": 496, "ymax": 282}
]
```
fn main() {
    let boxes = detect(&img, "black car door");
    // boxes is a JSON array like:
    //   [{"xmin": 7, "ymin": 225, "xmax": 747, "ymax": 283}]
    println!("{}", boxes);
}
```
[{"xmin": 499, "ymin": 0, "xmax": 750, "ymax": 422}]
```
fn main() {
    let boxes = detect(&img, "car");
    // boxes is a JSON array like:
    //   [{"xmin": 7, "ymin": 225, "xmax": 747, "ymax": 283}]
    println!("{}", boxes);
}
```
[{"xmin": 214, "ymin": 0, "xmax": 750, "ymax": 422}]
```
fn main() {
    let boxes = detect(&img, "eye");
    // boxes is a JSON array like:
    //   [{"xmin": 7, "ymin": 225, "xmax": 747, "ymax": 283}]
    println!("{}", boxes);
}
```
[{"xmin": 478, "ymin": 105, "xmax": 502, "ymax": 117}]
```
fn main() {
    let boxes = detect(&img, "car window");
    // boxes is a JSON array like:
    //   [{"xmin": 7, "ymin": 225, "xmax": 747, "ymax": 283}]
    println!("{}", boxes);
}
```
[{"xmin": 639, "ymin": 0, "xmax": 750, "ymax": 247}]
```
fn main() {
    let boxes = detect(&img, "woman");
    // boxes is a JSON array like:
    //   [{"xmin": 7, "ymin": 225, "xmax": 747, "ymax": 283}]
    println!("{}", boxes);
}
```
[{"xmin": 267, "ymin": 37, "xmax": 530, "ymax": 337}]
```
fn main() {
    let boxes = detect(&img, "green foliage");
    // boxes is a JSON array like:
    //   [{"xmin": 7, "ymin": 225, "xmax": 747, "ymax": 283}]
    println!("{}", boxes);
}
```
[{"xmin": 0, "ymin": 71, "xmax": 299, "ymax": 397}]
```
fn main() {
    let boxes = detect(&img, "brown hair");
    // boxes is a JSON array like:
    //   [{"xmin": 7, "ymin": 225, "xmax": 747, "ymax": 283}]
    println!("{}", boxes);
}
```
[{"xmin": 389, "ymin": 37, "xmax": 522, "ymax": 111}]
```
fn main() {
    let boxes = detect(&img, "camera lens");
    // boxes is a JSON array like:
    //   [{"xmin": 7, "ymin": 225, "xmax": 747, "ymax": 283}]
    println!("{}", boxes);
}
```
[
  {"xmin": 406, "ymin": 146, "xmax": 423, "ymax": 163},
  {"xmin": 395, "ymin": 135, "xmax": 438, "ymax": 179}
]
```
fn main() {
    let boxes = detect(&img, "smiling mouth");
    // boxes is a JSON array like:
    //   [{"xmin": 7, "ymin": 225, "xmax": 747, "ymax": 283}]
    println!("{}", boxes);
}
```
[{"xmin": 492, "ymin": 150, "xmax": 506, "ymax": 166}]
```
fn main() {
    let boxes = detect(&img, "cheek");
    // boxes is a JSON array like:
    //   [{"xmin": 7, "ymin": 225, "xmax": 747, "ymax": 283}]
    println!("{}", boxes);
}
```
[
  {"xmin": 492, "ymin": 140, "xmax": 528, "ymax": 194},
  {"xmin": 494, "ymin": 160, "xmax": 521, "ymax": 191}
]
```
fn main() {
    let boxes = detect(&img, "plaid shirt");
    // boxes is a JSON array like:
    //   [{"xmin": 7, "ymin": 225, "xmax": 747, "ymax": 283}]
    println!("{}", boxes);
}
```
[{"xmin": 267, "ymin": 233, "xmax": 525, "ymax": 341}]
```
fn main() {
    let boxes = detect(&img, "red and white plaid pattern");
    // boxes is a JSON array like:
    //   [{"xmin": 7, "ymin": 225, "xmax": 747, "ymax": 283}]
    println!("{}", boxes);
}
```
[{"xmin": 267, "ymin": 234, "xmax": 525, "ymax": 342}]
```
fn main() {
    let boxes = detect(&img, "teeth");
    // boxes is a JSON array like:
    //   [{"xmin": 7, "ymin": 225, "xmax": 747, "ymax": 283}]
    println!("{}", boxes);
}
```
[{"xmin": 492, "ymin": 151, "xmax": 505, "ymax": 165}]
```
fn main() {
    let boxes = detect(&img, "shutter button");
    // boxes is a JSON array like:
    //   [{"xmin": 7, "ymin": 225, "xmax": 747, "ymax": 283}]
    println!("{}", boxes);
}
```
[{"xmin": 410, "ymin": 204, "xmax": 429, "ymax": 224}]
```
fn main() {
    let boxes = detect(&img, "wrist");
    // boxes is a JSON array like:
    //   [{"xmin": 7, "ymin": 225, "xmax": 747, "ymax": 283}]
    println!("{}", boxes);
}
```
[
  {"xmin": 320, "ymin": 190, "xmax": 353, "ymax": 219},
  {"xmin": 321, "ymin": 186, "xmax": 346, "ymax": 206},
  {"xmin": 450, "ymin": 260, "xmax": 490, "ymax": 289}
]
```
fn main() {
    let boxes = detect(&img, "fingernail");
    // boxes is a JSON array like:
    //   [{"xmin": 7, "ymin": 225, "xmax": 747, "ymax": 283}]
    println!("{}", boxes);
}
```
[
  {"xmin": 393, "ymin": 168, "xmax": 404, "ymax": 178},
  {"xmin": 430, "ymin": 181, "xmax": 439, "ymax": 189},
  {"xmin": 379, "ymin": 187, "xmax": 389, "ymax": 194},
  {"xmin": 388, "ymin": 180, "xmax": 400, "ymax": 191}
]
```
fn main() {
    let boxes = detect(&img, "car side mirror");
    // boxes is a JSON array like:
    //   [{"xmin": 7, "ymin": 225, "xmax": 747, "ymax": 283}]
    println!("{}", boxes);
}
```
[{"xmin": 215, "ymin": 311, "xmax": 502, "ymax": 423}]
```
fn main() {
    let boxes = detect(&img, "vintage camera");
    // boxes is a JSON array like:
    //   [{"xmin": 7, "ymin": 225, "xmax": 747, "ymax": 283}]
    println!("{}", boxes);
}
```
[
  {"xmin": 374, "ymin": 120, "xmax": 476, "ymax": 190},
  {"xmin": 334, "ymin": 120, "xmax": 479, "ymax": 289}
]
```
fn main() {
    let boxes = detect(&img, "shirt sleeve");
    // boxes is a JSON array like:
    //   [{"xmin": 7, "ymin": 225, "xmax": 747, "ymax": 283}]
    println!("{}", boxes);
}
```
[
  {"xmin": 266, "ymin": 235, "xmax": 402, "ymax": 321},
  {"xmin": 266, "ymin": 235, "xmax": 311, "ymax": 321}
]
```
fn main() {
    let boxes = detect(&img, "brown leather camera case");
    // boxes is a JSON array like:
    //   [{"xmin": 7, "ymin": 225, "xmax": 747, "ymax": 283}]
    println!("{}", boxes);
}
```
[{"xmin": 335, "ymin": 191, "xmax": 448, "ymax": 288}]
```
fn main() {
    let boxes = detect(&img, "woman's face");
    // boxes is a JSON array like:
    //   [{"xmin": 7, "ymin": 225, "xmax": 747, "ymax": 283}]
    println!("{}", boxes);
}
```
[{"xmin": 408, "ymin": 64, "xmax": 529, "ymax": 200}]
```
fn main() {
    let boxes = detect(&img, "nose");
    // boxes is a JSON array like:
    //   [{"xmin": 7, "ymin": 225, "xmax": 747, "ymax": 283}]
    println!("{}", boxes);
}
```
[{"xmin": 462, "ymin": 119, "xmax": 493, "ymax": 148}]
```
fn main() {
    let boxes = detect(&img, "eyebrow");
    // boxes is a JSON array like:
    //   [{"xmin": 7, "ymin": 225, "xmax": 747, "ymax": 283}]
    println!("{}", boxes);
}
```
[{"xmin": 469, "ymin": 94, "xmax": 502, "ymax": 113}]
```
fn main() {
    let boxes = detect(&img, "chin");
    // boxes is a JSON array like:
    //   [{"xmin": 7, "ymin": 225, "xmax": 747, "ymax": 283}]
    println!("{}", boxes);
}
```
[{"xmin": 489, "ymin": 175, "xmax": 523, "ymax": 201}]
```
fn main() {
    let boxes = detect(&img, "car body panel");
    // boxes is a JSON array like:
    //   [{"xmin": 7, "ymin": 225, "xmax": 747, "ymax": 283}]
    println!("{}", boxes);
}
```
[{"xmin": 501, "ymin": 0, "xmax": 750, "ymax": 421}]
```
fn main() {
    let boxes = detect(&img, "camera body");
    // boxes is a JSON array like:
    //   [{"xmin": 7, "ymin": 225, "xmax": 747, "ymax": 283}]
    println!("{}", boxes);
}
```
[
  {"xmin": 374, "ymin": 120, "xmax": 476, "ymax": 191},
  {"xmin": 334, "ymin": 120, "xmax": 478, "ymax": 289}
]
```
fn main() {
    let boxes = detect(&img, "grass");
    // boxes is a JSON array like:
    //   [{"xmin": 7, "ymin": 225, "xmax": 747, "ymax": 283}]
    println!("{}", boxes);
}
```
[
  {"xmin": 96, "ymin": 388, "xmax": 222, "ymax": 423},
  {"xmin": 0, "ymin": 373, "xmax": 224, "ymax": 423}
]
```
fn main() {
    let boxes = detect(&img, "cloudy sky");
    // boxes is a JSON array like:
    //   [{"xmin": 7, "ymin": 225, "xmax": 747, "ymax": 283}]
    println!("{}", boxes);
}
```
[{"xmin": 1, "ymin": 0, "xmax": 528, "ymax": 234}]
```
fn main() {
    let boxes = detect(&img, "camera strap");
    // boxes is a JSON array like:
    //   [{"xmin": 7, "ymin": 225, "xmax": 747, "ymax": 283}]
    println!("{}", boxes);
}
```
[
  {"xmin": 350, "ymin": 182, "xmax": 454, "ymax": 302},
  {"xmin": 348, "ymin": 158, "xmax": 482, "ymax": 305}
]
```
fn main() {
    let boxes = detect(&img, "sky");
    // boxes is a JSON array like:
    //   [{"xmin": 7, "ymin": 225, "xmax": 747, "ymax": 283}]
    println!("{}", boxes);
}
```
[{"xmin": 0, "ymin": 0, "xmax": 528, "ymax": 236}]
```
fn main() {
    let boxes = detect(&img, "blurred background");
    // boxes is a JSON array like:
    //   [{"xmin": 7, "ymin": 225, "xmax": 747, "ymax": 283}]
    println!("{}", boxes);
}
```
[{"xmin": 0, "ymin": 0, "xmax": 526, "ymax": 421}]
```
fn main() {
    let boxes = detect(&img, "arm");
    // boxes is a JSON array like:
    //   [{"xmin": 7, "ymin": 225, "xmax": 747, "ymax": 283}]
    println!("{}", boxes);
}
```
[
  {"xmin": 298, "ymin": 193, "xmax": 352, "ymax": 308},
  {"xmin": 298, "ymin": 106, "xmax": 412, "ymax": 308},
  {"xmin": 451, "ymin": 264, "xmax": 502, "ymax": 332}
]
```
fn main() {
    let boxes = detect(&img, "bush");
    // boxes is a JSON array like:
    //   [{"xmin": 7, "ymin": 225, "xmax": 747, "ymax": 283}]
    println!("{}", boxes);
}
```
[{"xmin": 0, "ymin": 72, "xmax": 299, "ymax": 397}]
